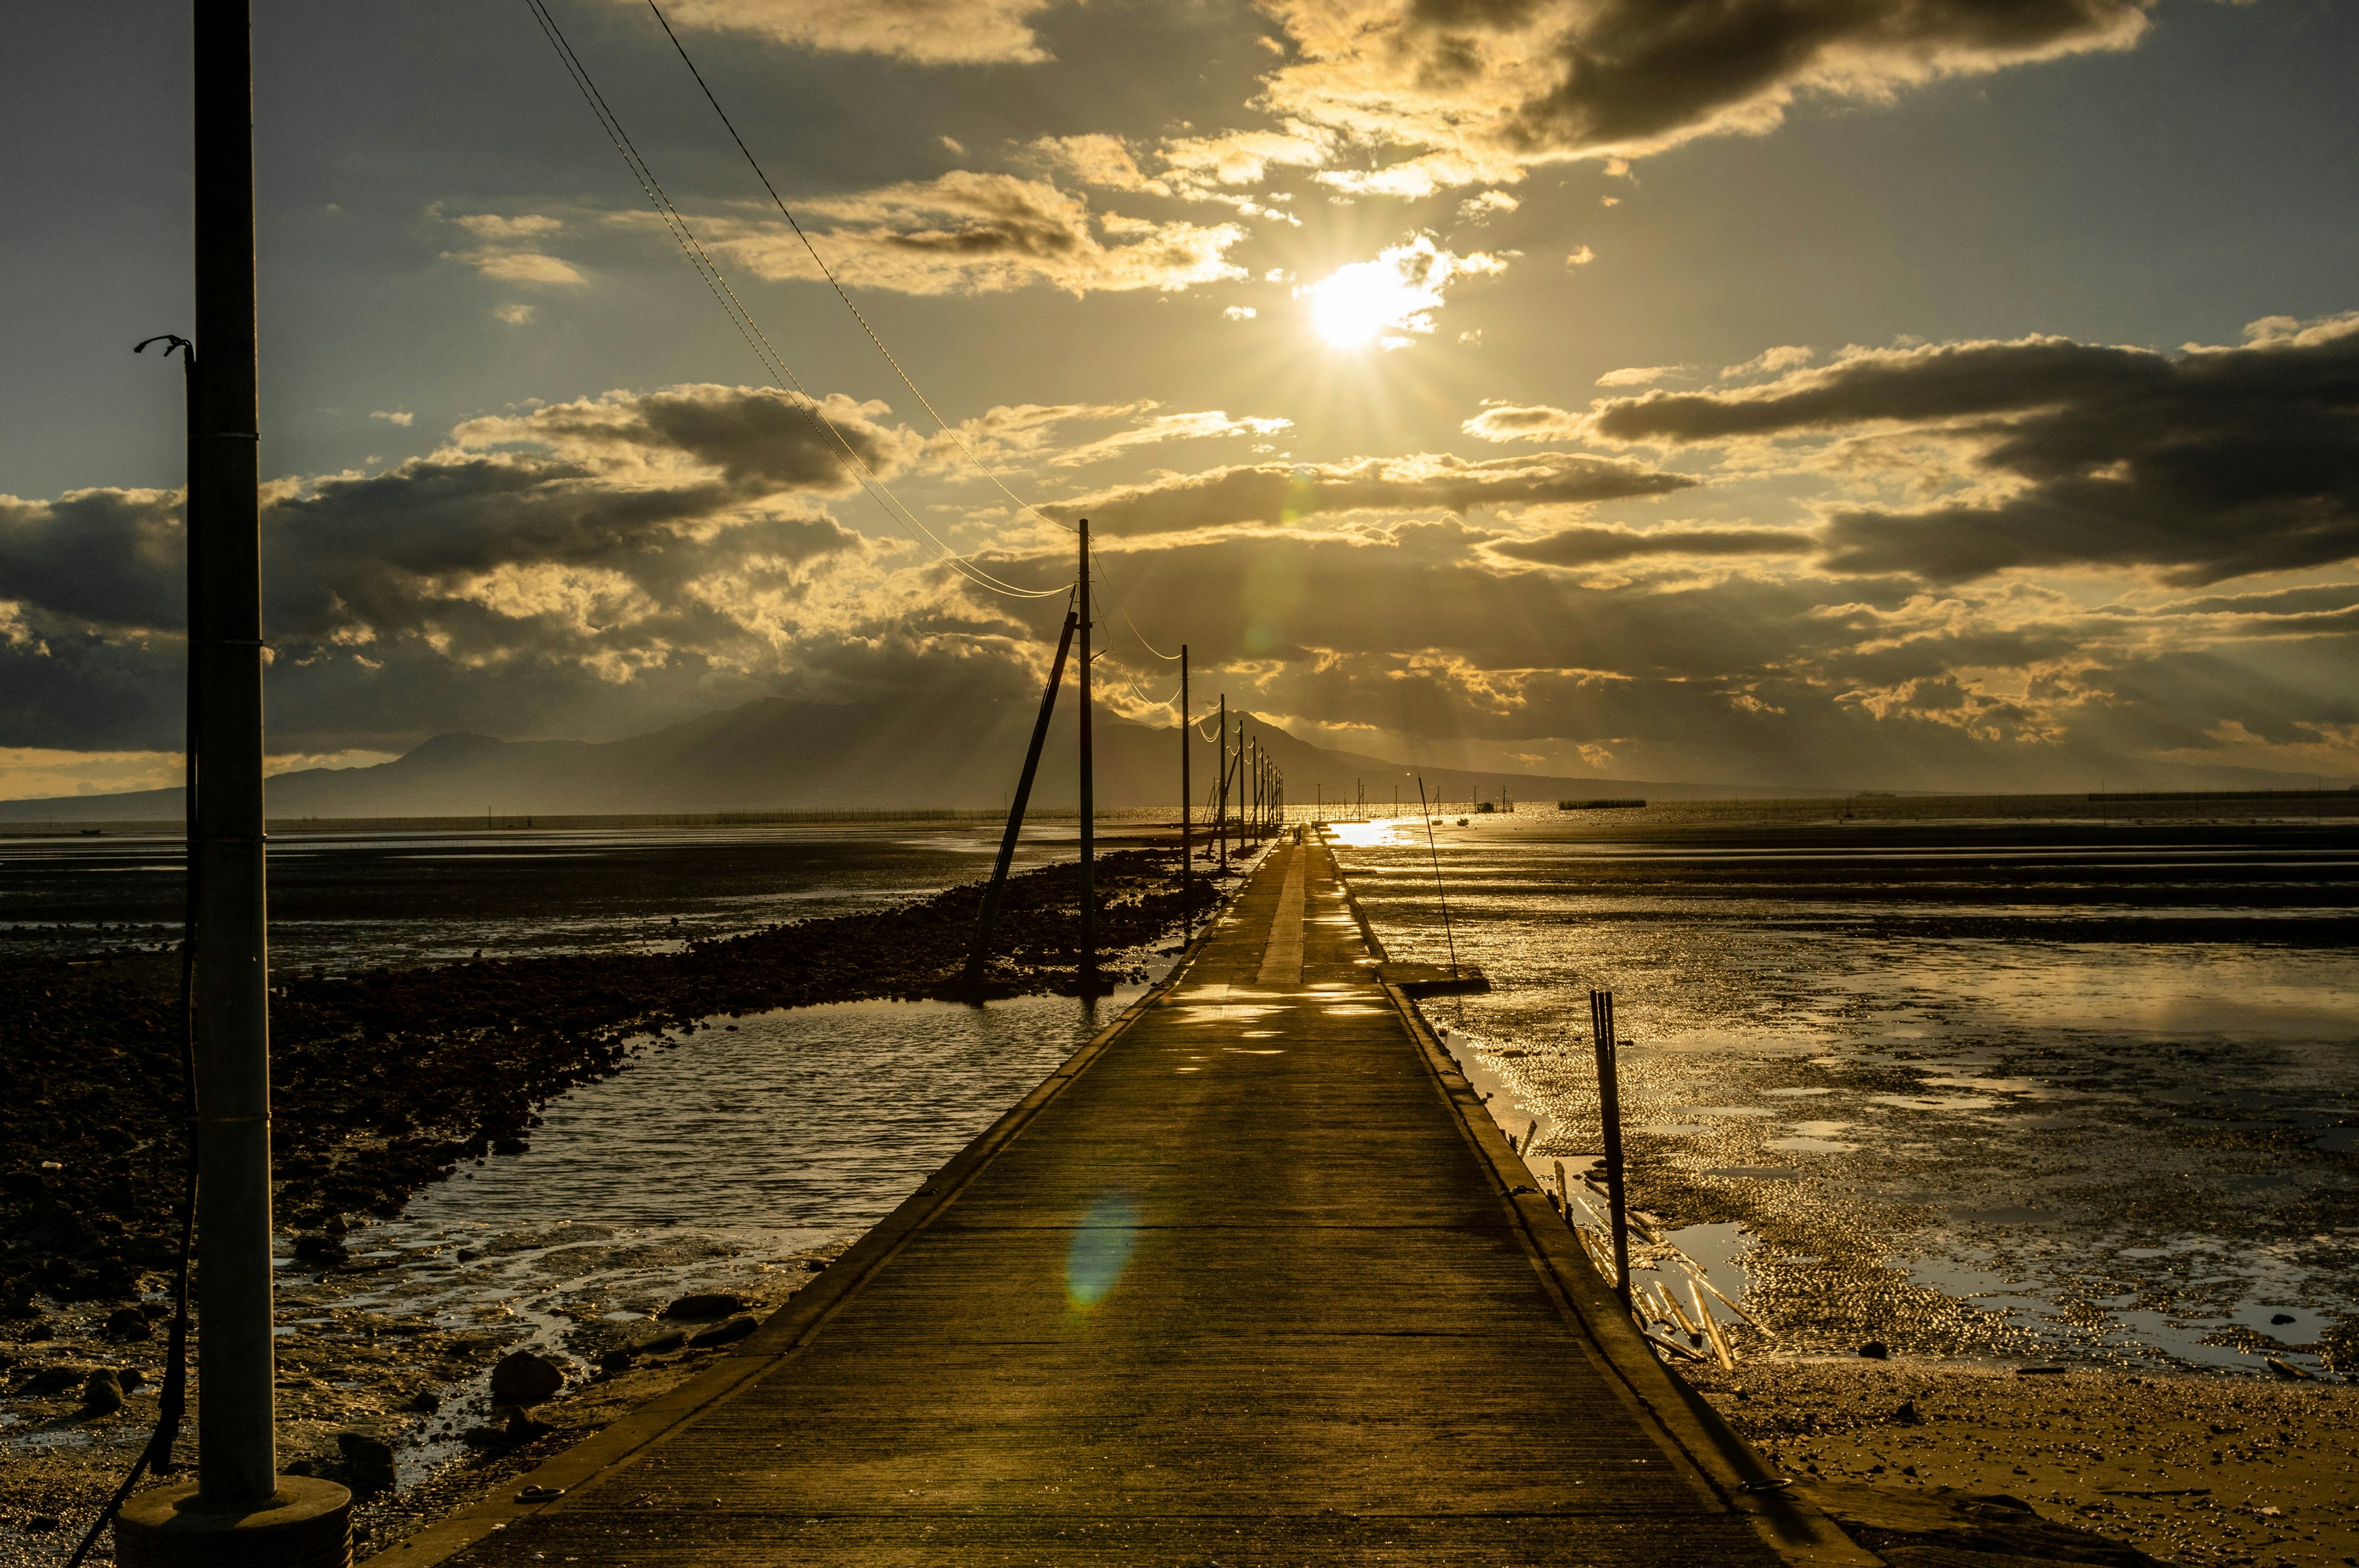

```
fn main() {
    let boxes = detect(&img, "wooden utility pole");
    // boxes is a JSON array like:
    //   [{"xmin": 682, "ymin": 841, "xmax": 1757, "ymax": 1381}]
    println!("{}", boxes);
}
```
[
  {"xmin": 1077, "ymin": 521, "xmax": 1095, "ymax": 991},
  {"xmin": 1178, "ymin": 646, "xmax": 1190, "ymax": 933},
  {"xmin": 963, "ymin": 609, "xmax": 1078, "ymax": 990},
  {"xmin": 1216, "ymin": 695, "xmax": 1228, "ymax": 873},
  {"xmin": 120, "ymin": 4, "xmax": 354, "ymax": 1560}
]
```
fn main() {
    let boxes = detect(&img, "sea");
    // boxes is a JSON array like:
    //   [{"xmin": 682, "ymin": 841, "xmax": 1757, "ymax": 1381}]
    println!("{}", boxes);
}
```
[{"xmin": 5, "ymin": 795, "xmax": 2355, "ymax": 1462}]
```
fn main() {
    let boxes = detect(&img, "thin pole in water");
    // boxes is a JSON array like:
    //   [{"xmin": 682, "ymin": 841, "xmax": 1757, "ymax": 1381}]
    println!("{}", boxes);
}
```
[
  {"xmin": 1590, "ymin": 989, "xmax": 1632, "ymax": 1313},
  {"xmin": 1178, "ymin": 644, "xmax": 1191, "ymax": 936},
  {"xmin": 1078, "ymin": 521, "xmax": 1095, "ymax": 991},
  {"xmin": 1414, "ymin": 776, "xmax": 1459, "ymax": 978},
  {"xmin": 1216, "ymin": 695, "xmax": 1228, "ymax": 873}
]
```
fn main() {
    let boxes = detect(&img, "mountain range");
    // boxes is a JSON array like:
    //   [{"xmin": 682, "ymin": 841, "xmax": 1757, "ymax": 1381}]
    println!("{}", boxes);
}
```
[{"xmin": 0, "ymin": 696, "xmax": 1784, "ymax": 822}]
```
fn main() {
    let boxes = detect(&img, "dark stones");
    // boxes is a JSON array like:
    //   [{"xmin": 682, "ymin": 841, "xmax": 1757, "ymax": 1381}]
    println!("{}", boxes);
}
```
[
  {"xmin": 337, "ymin": 1431, "xmax": 397, "ymax": 1498},
  {"xmin": 102, "ymin": 1305, "xmax": 151, "ymax": 1341},
  {"xmin": 80, "ymin": 1368, "xmax": 125, "ymax": 1413},
  {"xmin": 688, "ymin": 1316, "xmax": 758, "ymax": 1349},
  {"xmin": 407, "ymin": 1389, "xmax": 440, "ymax": 1413},
  {"xmin": 20, "ymin": 1364, "xmax": 85, "ymax": 1395},
  {"xmin": 292, "ymin": 1233, "xmax": 349, "ymax": 1266},
  {"xmin": 662, "ymin": 1292, "xmax": 746, "ymax": 1320},
  {"xmin": 630, "ymin": 1327, "xmax": 688, "ymax": 1357},
  {"xmin": 1857, "ymin": 1341, "xmax": 1890, "ymax": 1360},
  {"xmin": 488, "ymin": 1348, "xmax": 565, "ymax": 1405}
]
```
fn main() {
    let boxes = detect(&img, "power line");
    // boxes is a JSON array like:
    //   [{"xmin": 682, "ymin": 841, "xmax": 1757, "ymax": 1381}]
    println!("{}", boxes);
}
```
[
  {"xmin": 521, "ymin": 0, "xmax": 1066, "ymax": 599},
  {"xmin": 642, "ymin": 0, "xmax": 1073, "ymax": 540}
]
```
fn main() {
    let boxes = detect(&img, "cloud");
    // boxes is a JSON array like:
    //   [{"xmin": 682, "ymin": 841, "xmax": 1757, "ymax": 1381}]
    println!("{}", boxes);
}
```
[
  {"xmin": 1720, "ymin": 344, "xmax": 1813, "ymax": 379},
  {"xmin": 1225, "ymin": 305, "xmax": 1259, "ymax": 321},
  {"xmin": 1296, "ymin": 235, "xmax": 1509, "ymax": 348},
  {"xmin": 624, "ymin": 0, "xmax": 1067, "ymax": 65},
  {"xmin": 493, "ymin": 303, "xmax": 536, "ymax": 326},
  {"xmin": 1589, "ymin": 311, "xmax": 2359, "ymax": 584},
  {"xmin": 1565, "ymin": 246, "xmax": 1595, "ymax": 267},
  {"xmin": 1243, "ymin": 0, "xmax": 2157, "ymax": 194},
  {"xmin": 448, "ymin": 213, "xmax": 563, "ymax": 241},
  {"xmin": 1595, "ymin": 364, "xmax": 1683, "ymax": 387},
  {"xmin": 1491, "ymin": 524, "xmax": 1811, "ymax": 568},
  {"xmin": 681, "ymin": 172, "xmax": 1248, "ymax": 297},
  {"xmin": 1458, "ymin": 190, "xmax": 1520, "ymax": 222},
  {"xmin": 0, "ymin": 386, "xmax": 976, "ymax": 753},
  {"xmin": 447, "ymin": 250, "xmax": 585, "ymax": 286},
  {"xmin": 1461, "ymin": 401, "xmax": 1582, "ymax": 442},
  {"xmin": 370, "ymin": 410, "xmax": 415, "ymax": 427},
  {"xmin": 1043, "ymin": 450, "xmax": 1695, "ymax": 538},
  {"xmin": 1047, "ymin": 411, "xmax": 1294, "ymax": 467}
]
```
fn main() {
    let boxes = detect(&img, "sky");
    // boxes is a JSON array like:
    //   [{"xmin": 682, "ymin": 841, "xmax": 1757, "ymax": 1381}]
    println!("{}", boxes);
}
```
[{"xmin": 2, "ymin": 0, "xmax": 2356, "ymax": 798}]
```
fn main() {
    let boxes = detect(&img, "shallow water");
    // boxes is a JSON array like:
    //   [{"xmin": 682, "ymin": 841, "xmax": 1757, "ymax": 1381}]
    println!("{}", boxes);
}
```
[
  {"xmin": 1332, "ymin": 806, "xmax": 2359, "ymax": 1377},
  {"xmin": 285, "ymin": 980, "xmax": 1167, "ymax": 1483}
]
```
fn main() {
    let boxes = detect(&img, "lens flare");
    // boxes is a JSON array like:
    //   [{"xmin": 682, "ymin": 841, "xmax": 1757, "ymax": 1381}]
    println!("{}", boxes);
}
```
[{"xmin": 1064, "ymin": 1194, "xmax": 1138, "ymax": 1308}]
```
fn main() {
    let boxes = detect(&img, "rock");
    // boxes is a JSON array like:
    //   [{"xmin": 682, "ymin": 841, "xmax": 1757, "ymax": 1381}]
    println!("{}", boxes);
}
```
[
  {"xmin": 660, "ymin": 1292, "xmax": 746, "ymax": 1320},
  {"xmin": 20, "ymin": 1364, "xmax": 85, "ymax": 1395},
  {"xmin": 336, "ymin": 1431, "xmax": 397, "ymax": 1498},
  {"xmin": 628, "ymin": 1327, "xmax": 687, "ymax": 1357},
  {"xmin": 292, "ymin": 1234, "xmax": 349, "ymax": 1266},
  {"xmin": 688, "ymin": 1315, "xmax": 758, "ymax": 1348},
  {"xmin": 488, "ymin": 1349, "xmax": 565, "ymax": 1405},
  {"xmin": 119, "ymin": 1366, "xmax": 147, "ymax": 1392},
  {"xmin": 81, "ymin": 1369, "xmax": 125, "ymax": 1414},
  {"xmin": 1894, "ymin": 1400, "xmax": 1922, "ymax": 1425},
  {"xmin": 102, "ymin": 1306, "xmax": 151, "ymax": 1341},
  {"xmin": 2271, "ymin": 1313, "xmax": 2297, "ymax": 1325},
  {"xmin": 1857, "ymin": 1341, "xmax": 1889, "ymax": 1360},
  {"xmin": 406, "ymin": 1389, "xmax": 441, "ymax": 1413}
]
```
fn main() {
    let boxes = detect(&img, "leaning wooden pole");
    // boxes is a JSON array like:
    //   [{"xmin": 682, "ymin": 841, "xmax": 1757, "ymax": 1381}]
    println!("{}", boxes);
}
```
[
  {"xmin": 1591, "ymin": 988, "xmax": 1632, "ymax": 1314},
  {"xmin": 961, "ymin": 609, "xmax": 1078, "ymax": 991},
  {"xmin": 1077, "ymin": 520, "xmax": 1096, "ymax": 992},
  {"xmin": 1216, "ymin": 696, "xmax": 1228, "ymax": 873},
  {"xmin": 1178, "ymin": 645, "xmax": 1191, "ymax": 934}
]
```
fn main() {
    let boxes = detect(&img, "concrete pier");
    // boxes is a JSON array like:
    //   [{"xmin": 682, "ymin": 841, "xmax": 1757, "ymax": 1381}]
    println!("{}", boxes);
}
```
[{"xmin": 388, "ymin": 837, "xmax": 1863, "ymax": 1565}]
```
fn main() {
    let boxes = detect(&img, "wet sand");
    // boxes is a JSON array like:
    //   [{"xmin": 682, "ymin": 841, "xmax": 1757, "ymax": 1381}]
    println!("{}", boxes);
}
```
[{"xmin": 1692, "ymin": 1357, "xmax": 2359, "ymax": 1566}]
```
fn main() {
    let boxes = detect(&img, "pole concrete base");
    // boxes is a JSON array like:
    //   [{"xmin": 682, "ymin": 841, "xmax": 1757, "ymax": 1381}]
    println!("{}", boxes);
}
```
[{"xmin": 115, "ymin": 1477, "xmax": 352, "ymax": 1568}]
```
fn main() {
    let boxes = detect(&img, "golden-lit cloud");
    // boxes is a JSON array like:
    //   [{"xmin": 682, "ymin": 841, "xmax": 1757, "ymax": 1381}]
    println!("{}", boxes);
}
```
[
  {"xmin": 675, "ymin": 173, "xmax": 1248, "ymax": 297},
  {"xmin": 1298, "ymin": 236, "xmax": 1509, "ymax": 348}
]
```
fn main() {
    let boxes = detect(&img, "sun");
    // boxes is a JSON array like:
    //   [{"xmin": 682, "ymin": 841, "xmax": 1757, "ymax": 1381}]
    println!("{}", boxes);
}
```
[{"xmin": 1301, "ymin": 257, "xmax": 1439, "ymax": 350}]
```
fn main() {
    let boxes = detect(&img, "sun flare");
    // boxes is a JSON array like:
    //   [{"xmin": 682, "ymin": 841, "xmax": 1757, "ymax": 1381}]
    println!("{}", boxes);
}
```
[{"xmin": 1302, "ymin": 257, "xmax": 1438, "ymax": 350}]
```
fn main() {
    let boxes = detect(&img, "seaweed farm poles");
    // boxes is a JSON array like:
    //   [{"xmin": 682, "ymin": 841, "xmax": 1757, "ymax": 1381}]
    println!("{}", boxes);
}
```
[{"xmin": 1217, "ymin": 695, "xmax": 1229, "ymax": 873}]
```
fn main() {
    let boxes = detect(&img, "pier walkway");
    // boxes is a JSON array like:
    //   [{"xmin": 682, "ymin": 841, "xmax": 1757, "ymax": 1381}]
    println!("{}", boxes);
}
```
[{"xmin": 393, "ymin": 837, "xmax": 1860, "ymax": 1565}]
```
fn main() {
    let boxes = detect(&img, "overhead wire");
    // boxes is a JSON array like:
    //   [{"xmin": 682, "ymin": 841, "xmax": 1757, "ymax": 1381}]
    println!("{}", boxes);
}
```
[
  {"xmin": 1085, "ymin": 543, "xmax": 1181, "ymax": 661},
  {"xmin": 642, "ymin": 0, "xmax": 1074, "ymax": 541},
  {"xmin": 520, "ymin": 0, "xmax": 1066, "ymax": 599}
]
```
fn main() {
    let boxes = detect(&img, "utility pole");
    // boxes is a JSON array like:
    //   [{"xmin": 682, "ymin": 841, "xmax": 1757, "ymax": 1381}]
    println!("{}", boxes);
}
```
[
  {"xmin": 119, "ymin": 4, "xmax": 353, "ymax": 1559},
  {"xmin": 1216, "ymin": 695, "xmax": 1228, "ymax": 873},
  {"xmin": 1078, "ymin": 521, "xmax": 1095, "ymax": 992},
  {"xmin": 1178, "ymin": 646, "xmax": 1190, "ymax": 934}
]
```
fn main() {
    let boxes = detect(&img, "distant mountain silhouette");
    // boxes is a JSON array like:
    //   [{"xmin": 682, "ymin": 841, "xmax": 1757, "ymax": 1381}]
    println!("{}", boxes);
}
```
[{"xmin": 0, "ymin": 695, "xmax": 1775, "ymax": 821}]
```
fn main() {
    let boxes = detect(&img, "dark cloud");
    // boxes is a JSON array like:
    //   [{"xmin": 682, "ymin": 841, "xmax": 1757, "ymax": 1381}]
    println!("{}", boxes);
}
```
[
  {"xmin": 1259, "ymin": 0, "xmax": 2153, "ymax": 193},
  {"xmin": 1491, "ymin": 524, "xmax": 1807, "ymax": 567},
  {"xmin": 1047, "ymin": 451, "xmax": 1695, "ymax": 537},
  {"xmin": 1590, "ymin": 315, "xmax": 2359, "ymax": 584}
]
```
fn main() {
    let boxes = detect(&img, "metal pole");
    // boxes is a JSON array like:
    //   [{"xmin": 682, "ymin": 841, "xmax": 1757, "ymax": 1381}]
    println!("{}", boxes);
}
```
[
  {"xmin": 1216, "ymin": 695, "xmax": 1228, "ymax": 873},
  {"xmin": 190, "ymin": 0, "xmax": 276, "ymax": 1507},
  {"xmin": 1077, "ymin": 521, "xmax": 1095, "ymax": 991},
  {"xmin": 963, "ymin": 609, "xmax": 1077, "ymax": 989},
  {"xmin": 1179, "ymin": 646, "xmax": 1191, "ymax": 934},
  {"xmin": 1591, "ymin": 989, "xmax": 1632, "ymax": 1313}
]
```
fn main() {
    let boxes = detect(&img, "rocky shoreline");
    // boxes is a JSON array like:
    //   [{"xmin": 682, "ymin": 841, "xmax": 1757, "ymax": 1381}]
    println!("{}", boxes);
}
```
[{"xmin": 0, "ymin": 848, "xmax": 1203, "ymax": 1314}]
